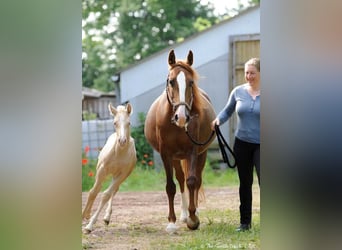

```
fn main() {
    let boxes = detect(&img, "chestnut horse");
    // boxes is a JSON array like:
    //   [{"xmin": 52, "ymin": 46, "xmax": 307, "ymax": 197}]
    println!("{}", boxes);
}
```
[
  {"xmin": 144, "ymin": 50, "xmax": 216, "ymax": 233},
  {"xmin": 82, "ymin": 103, "xmax": 137, "ymax": 233}
]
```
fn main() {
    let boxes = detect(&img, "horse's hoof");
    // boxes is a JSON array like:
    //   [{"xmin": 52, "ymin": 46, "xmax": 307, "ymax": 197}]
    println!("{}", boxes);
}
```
[
  {"xmin": 180, "ymin": 212, "xmax": 188, "ymax": 223},
  {"xmin": 83, "ymin": 228, "xmax": 92, "ymax": 234},
  {"xmin": 166, "ymin": 223, "xmax": 178, "ymax": 234},
  {"xmin": 180, "ymin": 216, "xmax": 187, "ymax": 223},
  {"xmin": 104, "ymin": 219, "xmax": 109, "ymax": 225},
  {"xmin": 187, "ymin": 216, "xmax": 200, "ymax": 230}
]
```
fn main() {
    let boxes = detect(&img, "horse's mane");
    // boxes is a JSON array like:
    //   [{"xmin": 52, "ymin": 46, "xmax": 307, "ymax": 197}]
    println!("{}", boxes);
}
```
[{"xmin": 169, "ymin": 61, "xmax": 204, "ymax": 113}]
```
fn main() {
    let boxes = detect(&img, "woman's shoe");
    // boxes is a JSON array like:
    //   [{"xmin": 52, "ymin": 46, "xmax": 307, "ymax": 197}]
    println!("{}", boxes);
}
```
[{"xmin": 236, "ymin": 223, "xmax": 251, "ymax": 232}]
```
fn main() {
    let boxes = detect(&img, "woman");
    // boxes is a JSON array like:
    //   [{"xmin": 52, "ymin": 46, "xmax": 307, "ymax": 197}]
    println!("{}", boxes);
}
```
[{"xmin": 211, "ymin": 58, "xmax": 260, "ymax": 232}]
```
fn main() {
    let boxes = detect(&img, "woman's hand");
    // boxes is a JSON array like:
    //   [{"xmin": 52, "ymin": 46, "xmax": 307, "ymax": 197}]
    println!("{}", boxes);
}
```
[{"xmin": 211, "ymin": 118, "xmax": 220, "ymax": 131}]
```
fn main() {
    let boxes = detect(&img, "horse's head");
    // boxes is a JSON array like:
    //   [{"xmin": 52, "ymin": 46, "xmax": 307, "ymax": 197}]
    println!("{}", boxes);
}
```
[
  {"xmin": 108, "ymin": 103, "xmax": 133, "ymax": 147},
  {"xmin": 167, "ymin": 50, "xmax": 197, "ymax": 128}
]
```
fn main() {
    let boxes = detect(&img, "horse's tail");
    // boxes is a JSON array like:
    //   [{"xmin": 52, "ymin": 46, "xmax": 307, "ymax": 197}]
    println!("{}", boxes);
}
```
[{"xmin": 181, "ymin": 160, "xmax": 206, "ymax": 206}]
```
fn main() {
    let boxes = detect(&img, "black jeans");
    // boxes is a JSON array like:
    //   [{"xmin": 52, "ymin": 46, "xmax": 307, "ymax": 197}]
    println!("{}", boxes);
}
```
[{"xmin": 234, "ymin": 137, "xmax": 260, "ymax": 225}]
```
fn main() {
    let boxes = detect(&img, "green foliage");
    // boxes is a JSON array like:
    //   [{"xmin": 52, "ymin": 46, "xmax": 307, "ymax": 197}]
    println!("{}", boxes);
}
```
[
  {"xmin": 115, "ymin": 0, "xmax": 217, "ymax": 71},
  {"xmin": 82, "ymin": 0, "xmax": 221, "ymax": 91},
  {"xmin": 130, "ymin": 112, "xmax": 154, "ymax": 169},
  {"xmin": 82, "ymin": 110, "xmax": 97, "ymax": 120}
]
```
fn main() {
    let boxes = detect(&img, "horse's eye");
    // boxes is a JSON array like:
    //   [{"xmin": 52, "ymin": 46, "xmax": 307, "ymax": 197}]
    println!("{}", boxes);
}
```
[
  {"xmin": 169, "ymin": 79, "xmax": 175, "ymax": 86},
  {"xmin": 189, "ymin": 80, "xmax": 194, "ymax": 86}
]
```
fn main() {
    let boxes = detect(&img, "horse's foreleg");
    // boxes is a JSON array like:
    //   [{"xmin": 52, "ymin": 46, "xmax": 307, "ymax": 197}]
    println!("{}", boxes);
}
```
[
  {"xmin": 186, "ymin": 152, "xmax": 206, "ymax": 230},
  {"xmin": 82, "ymin": 166, "xmax": 106, "ymax": 221},
  {"xmin": 174, "ymin": 160, "xmax": 188, "ymax": 223},
  {"xmin": 163, "ymin": 158, "xmax": 177, "ymax": 233},
  {"xmin": 186, "ymin": 175, "xmax": 200, "ymax": 230}
]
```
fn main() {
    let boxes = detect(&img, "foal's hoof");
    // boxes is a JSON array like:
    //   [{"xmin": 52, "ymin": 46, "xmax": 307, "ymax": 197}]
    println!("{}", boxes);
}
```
[
  {"xmin": 82, "ymin": 228, "xmax": 91, "ymax": 234},
  {"xmin": 186, "ymin": 216, "xmax": 200, "ymax": 230},
  {"xmin": 82, "ymin": 214, "xmax": 90, "ymax": 220},
  {"xmin": 104, "ymin": 219, "xmax": 110, "ymax": 225}
]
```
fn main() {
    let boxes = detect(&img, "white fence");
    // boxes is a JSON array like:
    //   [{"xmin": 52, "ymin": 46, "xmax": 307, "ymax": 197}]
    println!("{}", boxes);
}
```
[{"xmin": 82, "ymin": 119, "xmax": 114, "ymax": 159}]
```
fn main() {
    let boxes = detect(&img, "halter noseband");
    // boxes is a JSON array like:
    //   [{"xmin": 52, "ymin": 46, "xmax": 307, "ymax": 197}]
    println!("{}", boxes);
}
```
[{"xmin": 165, "ymin": 78, "xmax": 194, "ymax": 113}]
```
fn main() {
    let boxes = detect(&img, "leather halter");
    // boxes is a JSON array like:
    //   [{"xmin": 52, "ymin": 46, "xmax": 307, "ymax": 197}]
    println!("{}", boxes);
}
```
[
  {"xmin": 166, "ymin": 81, "xmax": 193, "ymax": 112},
  {"xmin": 165, "ymin": 66, "xmax": 194, "ymax": 113},
  {"xmin": 165, "ymin": 66, "xmax": 216, "ymax": 147}
]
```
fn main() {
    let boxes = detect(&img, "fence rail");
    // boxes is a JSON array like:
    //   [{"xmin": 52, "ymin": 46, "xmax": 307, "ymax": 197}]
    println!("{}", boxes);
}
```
[{"xmin": 82, "ymin": 119, "xmax": 114, "ymax": 159}]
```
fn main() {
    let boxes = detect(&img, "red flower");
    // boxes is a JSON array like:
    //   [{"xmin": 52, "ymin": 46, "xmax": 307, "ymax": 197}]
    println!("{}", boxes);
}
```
[
  {"xmin": 84, "ymin": 145, "xmax": 90, "ymax": 154},
  {"xmin": 143, "ymin": 154, "xmax": 148, "ymax": 158},
  {"xmin": 88, "ymin": 171, "xmax": 94, "ymax": 177},
  {"xmin": 148, "ymin": 161, "xmax": 153, "ymax": 166},
  {"xmin": 82, "ymin": 158, "xmax": 88, "ymax": 165}
]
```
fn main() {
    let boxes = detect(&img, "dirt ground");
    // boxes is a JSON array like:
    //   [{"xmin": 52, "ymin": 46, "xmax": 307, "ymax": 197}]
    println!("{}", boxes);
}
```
[{"xmin": 82, "ymin": 187, "xmax": 260, "ymax": 250}]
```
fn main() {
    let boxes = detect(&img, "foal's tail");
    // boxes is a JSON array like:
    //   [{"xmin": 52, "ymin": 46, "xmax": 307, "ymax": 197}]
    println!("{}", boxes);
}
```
[{"xmin": 181, "ymin": 160, "xmax": 206, "ymax": 206}]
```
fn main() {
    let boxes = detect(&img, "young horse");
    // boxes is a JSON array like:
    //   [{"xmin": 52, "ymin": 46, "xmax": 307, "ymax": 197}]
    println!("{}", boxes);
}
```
[
  {"xmin": 144, "ymin": 50, "xmax": 216, "ymax": 233},
  {"xmin": 82, "ymin": 103, "xmax": 137, "ymax": 234}
]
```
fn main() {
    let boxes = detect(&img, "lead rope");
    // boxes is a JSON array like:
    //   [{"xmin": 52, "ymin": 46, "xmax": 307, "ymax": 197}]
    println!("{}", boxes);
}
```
[
  {"xmin": 215, "ymin": 125, "xmax": 237, "ymax": 168},
  {"xmin": 185, "ymin": 127, "xmax": 215, "ymax": 146}
]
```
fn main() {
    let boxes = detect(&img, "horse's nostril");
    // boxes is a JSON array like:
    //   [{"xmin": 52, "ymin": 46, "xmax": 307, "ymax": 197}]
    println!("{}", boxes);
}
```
[
  {"xmin": 174, "ymin": 114, "xmax": 179, "ymax": 121},
  {"xmin": 186, "ymin": 115, "xmax": 190, "ymax": 122}
]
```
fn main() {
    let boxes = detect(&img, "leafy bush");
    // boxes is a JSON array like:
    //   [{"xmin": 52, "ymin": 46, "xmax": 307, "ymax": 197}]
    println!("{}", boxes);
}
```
[
  {"xmin": 82, "ymin": 110, "xmax": 97, "ymax": 120},
  {"xmin": 131, "ymin": 112, "xmax": 154, "ymax": 169}
]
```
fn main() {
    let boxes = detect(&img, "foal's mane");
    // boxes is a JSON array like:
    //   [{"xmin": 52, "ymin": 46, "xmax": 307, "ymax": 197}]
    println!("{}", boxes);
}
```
[{"xmin": 169, "ymin": 61, "xmax": 204, "ymax": 112}]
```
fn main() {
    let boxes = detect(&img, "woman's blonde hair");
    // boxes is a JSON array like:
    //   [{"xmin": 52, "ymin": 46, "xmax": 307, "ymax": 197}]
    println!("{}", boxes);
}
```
[{"xmin": 245, "ymin": 58, "xmax": 260, "ymax": 72}]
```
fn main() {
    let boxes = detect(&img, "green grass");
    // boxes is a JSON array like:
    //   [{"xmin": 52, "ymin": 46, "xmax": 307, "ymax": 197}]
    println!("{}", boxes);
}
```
[
  {"xmin": 152, "ymin": 209, "xmax": 260, "ymax": 250},
  {"xmin": 82, "ymin": 160, "xmax": 240, "ymax": 192}
]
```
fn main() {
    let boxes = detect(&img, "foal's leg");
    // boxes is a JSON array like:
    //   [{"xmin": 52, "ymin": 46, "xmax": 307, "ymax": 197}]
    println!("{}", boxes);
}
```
[
  {"xmin": 104, "ymin": 166, "xmax": 134, "ymax": 225},
  {"xmin": 174, "ymin": 160, "xmax": 188, "ymax": 223},
  {"xmin": 84, "ymin": 174, "xmax": 118, "ymax": 233},
  {"xmin": 103, "ymin": 177, "xmax": 119, "ymax": 225},
  {"xmin": 82, "ymin": 166, "xmax": 106, "ymax": 220}
]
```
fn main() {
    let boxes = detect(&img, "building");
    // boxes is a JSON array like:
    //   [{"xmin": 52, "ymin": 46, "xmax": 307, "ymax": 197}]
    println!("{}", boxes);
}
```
[
  {"xmin": 118, "ymin": 6, "xmax": 260, "ymax": 148},
  {"xmin": 82, "ymin": 87, "xmax": 116, "ymax": 120}
]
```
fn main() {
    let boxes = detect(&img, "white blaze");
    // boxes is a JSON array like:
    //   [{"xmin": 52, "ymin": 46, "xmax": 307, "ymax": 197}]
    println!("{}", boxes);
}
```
[{"xmin": 177, "ymin": 71, "xmax": 186, "ymax": 102}]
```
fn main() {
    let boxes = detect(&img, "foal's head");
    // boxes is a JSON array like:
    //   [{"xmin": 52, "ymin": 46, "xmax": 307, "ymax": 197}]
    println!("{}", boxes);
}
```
[
  {"xmin": 167, "ymin": 50, "xmax": 199, "ymax": 128},
  {"xmin": 108, "ymin": 103, "xmax": 133, "ymax": 147}
]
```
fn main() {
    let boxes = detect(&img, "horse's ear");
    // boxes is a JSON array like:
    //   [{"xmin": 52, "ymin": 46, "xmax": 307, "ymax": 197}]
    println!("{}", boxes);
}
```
[
  {"xmin": 108, "ymin": 103, "xmax": 117, "ymax": 116},
  {"xmin": 186, "ymin": 50, "xmax": 193, "ymax": 66},
  {"xmin": 168, "ymin": 49, "xmax": 176, "ymax": 66},
  {"xmin": 126, "ymin": 103, "xmax": 133, "ymax": 115}
]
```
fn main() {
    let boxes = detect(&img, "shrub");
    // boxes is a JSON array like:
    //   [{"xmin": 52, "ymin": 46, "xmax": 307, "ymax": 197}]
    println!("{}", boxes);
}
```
[{"xmin": 131, "ymin": 112, "xmax": 154, "ymax": 169}]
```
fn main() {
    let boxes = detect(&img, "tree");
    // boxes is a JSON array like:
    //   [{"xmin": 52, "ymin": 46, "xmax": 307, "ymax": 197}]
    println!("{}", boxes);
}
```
[
  {"xmin": 82, "ymin": 0, "xmax": 217, "ymax": 92},
  {"xmin": 114, "ymin": 0, "xmax": 217, "ymax": 70},
  {"xmin": 82, "ymin": 0, "xmax": 120, "ymax": 92}
]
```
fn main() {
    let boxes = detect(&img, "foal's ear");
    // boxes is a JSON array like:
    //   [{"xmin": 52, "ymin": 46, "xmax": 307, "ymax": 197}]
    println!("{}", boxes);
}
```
[
  {"xmin": 108, "ymin": 103, "xmax": 117, "ymax": 116},
  {"xmin": 168, "ymin": 49, "xmax": 176, "ymax": 66},
  {"xmin": 186, "ymin": 50, "xmax": 193, "ymax": 66},
  {"xmin": 126, "ymin": 103, "xmax": 133, "ymax": 115}
]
